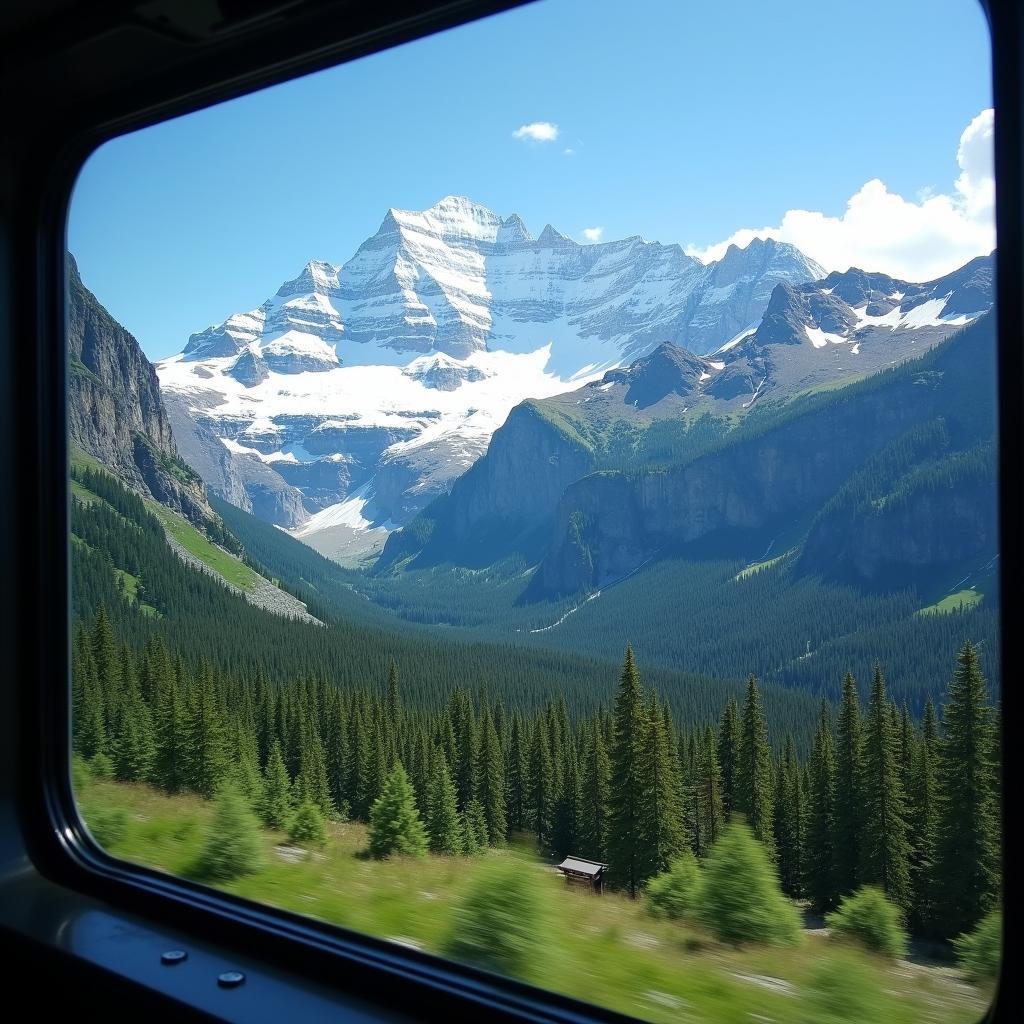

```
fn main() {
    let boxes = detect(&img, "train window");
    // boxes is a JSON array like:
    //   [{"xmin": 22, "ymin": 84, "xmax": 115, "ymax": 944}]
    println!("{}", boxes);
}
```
[{"xmin": 65, "ymin": 0, "xmax": 1001, "ymax": 1020}]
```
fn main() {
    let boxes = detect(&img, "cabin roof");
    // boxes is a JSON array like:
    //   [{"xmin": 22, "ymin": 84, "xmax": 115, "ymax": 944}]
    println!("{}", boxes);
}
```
[{"xmin": 556, "ymin": 857, "xmax": 608, "ymax": 876}]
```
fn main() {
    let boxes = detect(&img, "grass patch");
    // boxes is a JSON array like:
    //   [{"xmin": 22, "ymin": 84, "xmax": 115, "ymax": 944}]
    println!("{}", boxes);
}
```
[
  {"xmin": 149, "ymin": 503, "xmax": 257, "ymax": 592},
  {"xmin": 113, "ymin": 568, "xmax": 160, "ymax": 618},
  {"xmin": 917, "ymin": 588, "xmax": 984, "ymax": 616},
  {"xmin": 734, "ymin": 551, "xmax": 790, "ymax": 581},
  {"xmin": 74, "ymin": 778, "xmax": 992, "ymax": 1024}
]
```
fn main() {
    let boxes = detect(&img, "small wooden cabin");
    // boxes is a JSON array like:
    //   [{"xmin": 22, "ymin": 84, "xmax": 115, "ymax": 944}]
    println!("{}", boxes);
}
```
[{"xmin": 555, "ymin": 856, "xmax": 608, "ymax": 893}]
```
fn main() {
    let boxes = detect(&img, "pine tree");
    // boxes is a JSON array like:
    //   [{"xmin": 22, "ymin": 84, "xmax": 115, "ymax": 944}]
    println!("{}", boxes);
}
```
[
  {"xmin": 806, "ymin": 701, "xmax": 838, "ymax": 910},
  {"xmin": 463, "ymin": 799, "xmax": 489, "ymax": 854},
  {"xmin": 908, "ymin": 714, "xmax": 939, "ymax": 933},
  {"xmin": 608, "ymin": 646, "xmax": 650, "ymax": 896},
  {"xmin": 551, "ymin": 743, "xmax": 583, "ymax": 859},
  {"xmin": 295, "ymin": 716, "xmax": 334, "ymax": 818},
  {"xmin": 735, "ymin": 675, "xmax": 774, "ymax": 856},
  {"xmin": 580, "ymin": 722, "xmax": 611, "ymax": 862},
  {"xmin": 259, "ymin": 739, "xmax": 293, "ymax": 830},
  {"xmin": 774, "ymin": 735, "xmax": 805, "ymax": 896},
  {"xmin": 637, "ymin": 696, "xmax": 686, "ymax": 882},
  {"xmin": 476, "ymin": 707, "xmax": 507, "ymax": 845},
  {"xmin": 426, "ymin": 751, "xmax": 463, "ymax": 855},
  {"xmin": 152, "ymin": 677, "xmax": 187, "ymax": 793},
  {"xmin": 934, "ymin": 642, "xmax": 1000, "ymax": 938},
  {"xmin": 183, "ymin": 663, "xmax": 228, "ymax": 798},
  {"xmin": 859, "ymin": 663, "xmax": 911, "ymax": 912},
  {"xmin": 91, "ymin": 605, "xmax": 122, "ymax": 736},
  {"xmin": 694, "ymin": 724, "xmax": 723, "ymax": 856},
  {"xmin": 527, "ymin": 716, "xmax": 554, "ymax": 848},
  {"xmin": 367, "ymin": 762, "xmax": 428, "ymax": 858},
  {"xmin": 505, "ymin": 713, "xmax": 529, "ymax": 834},
  {"xmin": 834, "ymin": 672, "xmax": 864, "ymax": 896},
  {"xmin": 449, "ymin": 688, "xmax": 478, "ymax": 812},
  {"xmin": 717, "ymin": 696, "xmax": 740, "ymax": 819}
]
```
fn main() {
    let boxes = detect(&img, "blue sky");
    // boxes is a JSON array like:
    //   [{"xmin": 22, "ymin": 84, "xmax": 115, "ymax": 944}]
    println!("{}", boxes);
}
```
[{"xmin": 68, "ymin": 0, "xmax": 993, "ymax": 359}]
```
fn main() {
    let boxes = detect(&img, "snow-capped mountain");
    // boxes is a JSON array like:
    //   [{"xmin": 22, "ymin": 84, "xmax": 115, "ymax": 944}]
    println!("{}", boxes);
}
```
[
  {"xmin": 157, "ymin": 196, "xmax": 825, "ymax": 560},
  {"xmin": 706, "ymin": 254, "xmax": 994, "ymax": 406}
]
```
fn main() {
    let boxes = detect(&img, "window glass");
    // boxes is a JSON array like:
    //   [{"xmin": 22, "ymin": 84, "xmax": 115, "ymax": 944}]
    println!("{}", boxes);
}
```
[{"xmin": 68, "ymin": 1, "xmax": 1001, "ymax": 1019}]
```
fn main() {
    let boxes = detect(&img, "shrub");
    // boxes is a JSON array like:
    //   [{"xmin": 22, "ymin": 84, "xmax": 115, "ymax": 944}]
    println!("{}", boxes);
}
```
[
  {"xmin": 695, "ymin": 820, "xmax": 801, "ymax": 945},
  {"xmin": 826, "ymin": 886, "xmax": 908, "ymax": 958},
  {"xmin": 89, "ymin": 751, "xmax": 114, "ymax": 779},
  {"xmin": 71, "ymin": 753, "xmax": 90, "ymax": 793},
  {"xmin": 646, "ymin": 851, "xmax": 701, "ymax": 920},
  {"xmin": 288, "ymin": 799, "xmax": 327, "ymax": 847},
  {"xmin": 443, "ymin": 861, "xmax": 547, "ymax": 982},
  {"xmin": 86, "ymin": 805, "xmax": 128, "ymax": 848},
  {"xmin": 193, "ymin": 783, "xmax": 265, "ymax": 881},
  {"xmin": 367, "ymin": 763, "xmax": 428, "ymax": 859},
  {"xmin": 798, "ymin": 947, "xmax": 904, "ymax": 1024},
  {"xmin": 953, "ymin": 908, "xmax": 1001, "ymax": 983}
]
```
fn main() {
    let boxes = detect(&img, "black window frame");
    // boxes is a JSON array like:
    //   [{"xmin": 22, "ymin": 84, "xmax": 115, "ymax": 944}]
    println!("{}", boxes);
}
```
[{"xmin": 0, "ymin": 0, "xmax": 1015, "ymax": 1019}]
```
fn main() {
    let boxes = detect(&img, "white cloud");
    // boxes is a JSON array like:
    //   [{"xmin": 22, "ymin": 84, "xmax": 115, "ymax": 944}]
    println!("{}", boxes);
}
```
[
  {"xmin": 563, "ymin": 147, "xmax": 575, "ymax": 157},
  {"xmin": 512, "ymin": 121, "xmax": 559, "ymax": 143},
  {"xmin": 686, "ymin": 108, "xmax": 995, "ymax": 282},
  {"xmin": 582, "ymin": 226, "xmax": 604, "ymax": 243}
]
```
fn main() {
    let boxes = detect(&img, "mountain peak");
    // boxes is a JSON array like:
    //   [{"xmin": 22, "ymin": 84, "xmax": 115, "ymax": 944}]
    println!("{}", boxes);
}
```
[
  {"xmin": 538, "ymin": 224, "xmax": 575, "ymax": 247},
  {"xmin": 498, "ymin": 212, "xmax": 532, "ymax": 244}
]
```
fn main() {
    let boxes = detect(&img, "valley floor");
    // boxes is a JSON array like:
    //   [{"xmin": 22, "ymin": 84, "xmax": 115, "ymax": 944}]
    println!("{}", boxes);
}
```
[{"xmin": 77, "ymin": 778, "xmax": 992, "ymax": 1024}]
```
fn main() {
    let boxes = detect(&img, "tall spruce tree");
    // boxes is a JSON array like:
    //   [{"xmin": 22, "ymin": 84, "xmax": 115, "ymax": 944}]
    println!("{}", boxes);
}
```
[
  {"xmin": 735, "ymin": 675, "xmax": 775, "ymax": 856},
  {"xmin": 860, "ymin": 663, "xmax": 911, "ymax": 912},
  {"xmin": 934, "ymin": 642, "xmax": 1000, "ymax": 937},
  {"xmin": 908, "ymin": 714, "xmax": 939, "ymax": 933},
  {"xmin": 259, "ymin": 739, "xmax": 293, "ymax": 830},
  {"xmin": 717, "ymin": 697, "xmax": 740, "ymax": 819},
  {"xmin": 580, "ymin": 721, "xmax": 611, "ymax": 862},
  {"xmin": 806, "ymin": 701, "xmax": 838, "ymax": 910},
  {"xmin": 505, "ymin": 713, "xmax": 529, "ymax": 834},
  {"xmin": 476, "ymin": 707, "xmax": 507, "ymax": 845},
  {"xmin": 551, "ymin": 743, "xmax": 583, "ymax": 859},
  {"xmin": 426, "ymin": 751, "xmax": 464, "ymax": 855},
  {"xmin": 637, "ymin": 697, "xmax": 686, "ymax": 881},
  {"xmin": 608, "ymin": 646, "xmax": 650, "ymax": 896},
  {"xmin": 694, "ymin": 724, "xmax": 723, "ymax": 856},
  {"xmin": 527, "ymin": 716, "xmax": 554, "ymax": 848},
  {"xmin": 834, "ymin": 673, "xmax": 864, "ymax": 896}
]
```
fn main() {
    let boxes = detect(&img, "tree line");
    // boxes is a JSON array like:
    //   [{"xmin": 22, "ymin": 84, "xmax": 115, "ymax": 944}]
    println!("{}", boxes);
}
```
[{"xmin": 72, "ymin": 603, "xmax": 999, "ymax": 943}]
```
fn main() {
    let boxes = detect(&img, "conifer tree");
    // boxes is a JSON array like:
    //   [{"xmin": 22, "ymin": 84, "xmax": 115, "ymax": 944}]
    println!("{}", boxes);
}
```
[
  {"xmin": 476, "ymin": 707, "xmax": 507, "ymax": 844},
  {"xmin": 735, "ymin": 675, "xmax": 774, "ymax": 856},
  {"xmin": 806, "ymin": 701, "xmax": 838, "ymax": 910},
  {"xmin": 367, "ymin": 762, "xmax": 428, "ymax": 858},
  {"xmin": 934, "ymin": 642, "xmax": 1000, "ymax": 937},
  {"xmin": 449, "ymin": 688, "xmax": 478, "ymax": 811},
  {"xmin": 580, "ymin": 721, "xmax": 611, "ymax": 862},
  {"xmin": 505, "ymin": 713, "xmax": 529, "ymax": 834},
  {"xmin": 908, "ymin": 716, "xmax": 939, "ymax": 932},
  {"xmin": 717, "ymin": 696, "xmax": 740, "ymax": 818},
  {"xmin": 463, "ymin": 799, "xmax": 489, "ymax": 854},
  {"xmin": 637, "ymin": 695, "xmax": 686, "ymax": 882},
  {"xmin": 152, "ymin": 677, "xmax": 187, "ymax": 793},
  {"xmin": 551, "ymin": 743, "xmax": 583, "ymax": 859},
  {"xmin": 259, "ymin": 739, "xmax": 293, "ymax": 830},
  {"xmin": 608, "ymin": 645, "xmax": 650, "ymax": 896},
  {"xmin": 426, "ymin": 751, "xmax": 463, "ymax": 855},
  {"xmin": 527, "ymin": 716, "xmax": 554, "ymax": 847},
  {"xmin": 91, "ymin": 604, "xmax": 122, "ymax": 735},
  {"xmin": 860, "ymin": 664, "xmax": 911, "ymax": 912},
  {"xmin": 183, "ymin": 663, "xmax": 228, "ymax": 798},
  {"xmin": 295, "ymin": 716, "xmax": 334, "ymax": 818},
  {"xmin": 694, "ymin": 724, "xmax": 724, "ymax": 857},
  {"xmin": 835, "ymin": 672, "xmax": 864, "ymax": 896}
]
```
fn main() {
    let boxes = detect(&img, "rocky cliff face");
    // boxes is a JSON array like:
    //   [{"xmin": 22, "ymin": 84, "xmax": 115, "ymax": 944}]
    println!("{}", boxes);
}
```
[
  {"xmin": 67, "ymin": 255, "xmax": 214, "ymax": 526},
  {"xmin": 377, "ymin": 401, "xmax": 596, "ymax": 569},
  {"xmin": 799, "ymin": 447, "xmax": 997, "ymax": 587},
  {"xmin": 537, "ymin": 315, "xmax": 996, "ymax": 595}
]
